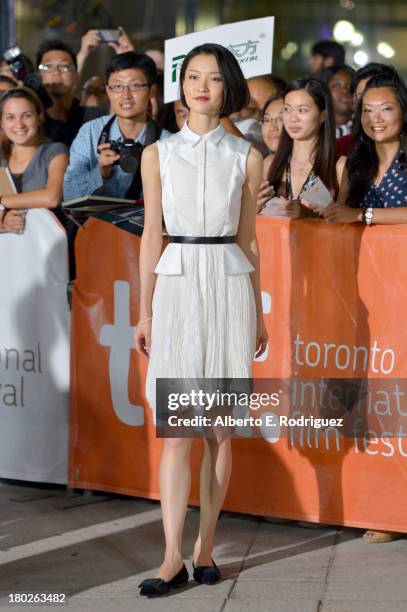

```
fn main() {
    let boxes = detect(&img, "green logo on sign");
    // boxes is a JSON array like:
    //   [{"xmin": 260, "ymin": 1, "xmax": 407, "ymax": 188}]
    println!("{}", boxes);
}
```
[{"xmin": 172, "ymin": 54, "xmax": 186, "ymax": 83}]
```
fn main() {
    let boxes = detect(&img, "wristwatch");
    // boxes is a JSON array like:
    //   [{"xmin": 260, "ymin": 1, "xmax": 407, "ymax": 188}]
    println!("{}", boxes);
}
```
[
  {"xmin": 363, "ymin": 207, "xmax": 374, "ymax": 225},
  {"xmin": 0, "ymin": 198, "xmax": 5, "ymax": 225}
]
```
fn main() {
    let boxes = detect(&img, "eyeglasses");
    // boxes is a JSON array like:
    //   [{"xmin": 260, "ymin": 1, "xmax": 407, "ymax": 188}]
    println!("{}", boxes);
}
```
[
  {"xmin": 38, "ymin": 63, "xmax": 76, "ymax": 73},
  {"xmin": 106, "ymin": 83, "xmax": 149, "ymax": 94},
  {"xmin": 261, "ymin": 116, "xmax": 283, "ymax": 125}
]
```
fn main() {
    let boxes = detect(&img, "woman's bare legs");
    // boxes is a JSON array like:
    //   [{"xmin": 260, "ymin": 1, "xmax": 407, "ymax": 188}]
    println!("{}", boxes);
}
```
[
  {"xmin": 157, "ymin": 437, "xmax": 193, "ymax": 581},
  {"xmin": 193, "ymin": 436, "xmax": 232, "ymax": 566}
]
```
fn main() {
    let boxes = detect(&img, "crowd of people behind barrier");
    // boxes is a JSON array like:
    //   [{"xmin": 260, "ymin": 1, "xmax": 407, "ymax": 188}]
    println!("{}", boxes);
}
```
[
  {"xmin": 0, "ymin": 32, "xmax": 406, "ymax": 239},
  {"xmin": 0, "ymin": 31, "xmax": 406, "ymax": 544}
]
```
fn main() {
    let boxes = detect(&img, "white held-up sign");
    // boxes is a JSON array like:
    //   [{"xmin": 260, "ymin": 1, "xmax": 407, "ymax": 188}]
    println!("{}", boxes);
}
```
[{"xmin": 164, "ymin": 17, "xmax": 274, "ymax": 103}]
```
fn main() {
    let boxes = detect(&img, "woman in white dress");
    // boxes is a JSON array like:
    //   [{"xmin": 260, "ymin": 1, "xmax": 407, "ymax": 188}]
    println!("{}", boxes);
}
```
[{"xmin": 135, "ymin": 43, "xmax": 267, "ymax": 596}]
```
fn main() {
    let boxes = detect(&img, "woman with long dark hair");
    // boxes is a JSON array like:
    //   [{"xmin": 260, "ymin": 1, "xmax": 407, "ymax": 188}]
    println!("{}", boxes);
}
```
[
  {"xmin": 0, "ymin": 87, "xmax": 68, "ymax": 232},
  {"xmin": 303, "ymin": 74, "xmax": 407, "ymax": 543},
  {"xmin": 257, "ymin": 77, "xmax": 339, "ymax": 216},
  {"xmin": 135, "ymin": 43, "xmax": 267, "ymax": 595},
  {"xmin": 308, "ymin": 75, "xmax": 407, "ymax": 224}
]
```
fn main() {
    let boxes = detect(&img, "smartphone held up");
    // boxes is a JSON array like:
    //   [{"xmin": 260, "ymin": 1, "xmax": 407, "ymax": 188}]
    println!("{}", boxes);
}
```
[{"xmin": 98, "ymin": 30, "xmax": 120, "ymax": 43}]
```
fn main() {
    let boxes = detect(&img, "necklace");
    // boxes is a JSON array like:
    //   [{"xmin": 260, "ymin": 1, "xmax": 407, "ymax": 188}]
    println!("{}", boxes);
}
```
[
  {"xmin": 290, "ymin": 158, "xmax": 313, "ymax": 173},
  {"xmin": 286, "ymin": 157, "xmax": 315, "ymax": 200}
]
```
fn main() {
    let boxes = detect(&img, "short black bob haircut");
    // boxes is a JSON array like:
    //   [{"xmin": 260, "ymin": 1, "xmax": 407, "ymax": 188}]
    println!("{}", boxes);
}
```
[
  {"xmin": 104, "ymin": 52, "xmax": 158, "ymax": 86},
  {"xmin": 179, "ymin": 43, "xmax": 250, "ymax": 117},
  {"xmin": 36, "ymin": 40, "xmax": 77, "ymax": 70}
]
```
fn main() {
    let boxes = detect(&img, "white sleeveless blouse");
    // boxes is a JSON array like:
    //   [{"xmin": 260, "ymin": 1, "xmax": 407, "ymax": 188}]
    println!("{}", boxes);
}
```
[{"xmin": 155, "ymin": 121, "xmax": 254, "ymax": 275}]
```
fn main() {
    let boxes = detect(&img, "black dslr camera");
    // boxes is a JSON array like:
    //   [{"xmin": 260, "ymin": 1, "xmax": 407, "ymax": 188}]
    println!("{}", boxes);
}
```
[
  {"xmin": 98, "ymin": 114, "xmax": 162, "ymax": 178},
  {"xmin": 4, "ymin": 46, "xmax": 33, "ymax": 81},
  {"xmin": 3, "ymin": 46, "xmax": 52, "ymax": 109},
  {"xmin": 108, "ymin": 139, "xmax": 144, "ymax": 174}
]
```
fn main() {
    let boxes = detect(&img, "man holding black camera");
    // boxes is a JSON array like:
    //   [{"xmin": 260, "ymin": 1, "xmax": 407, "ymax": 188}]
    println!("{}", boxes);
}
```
[{"xmin": 63, "ymin": 52, "xmax": 170, "ymax": 202}]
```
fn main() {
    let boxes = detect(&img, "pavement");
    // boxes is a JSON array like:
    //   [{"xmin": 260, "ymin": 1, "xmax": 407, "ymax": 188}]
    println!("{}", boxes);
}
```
[{"xmin": 0, "ymin": 479, "xmax": 406, "ymax": 612}]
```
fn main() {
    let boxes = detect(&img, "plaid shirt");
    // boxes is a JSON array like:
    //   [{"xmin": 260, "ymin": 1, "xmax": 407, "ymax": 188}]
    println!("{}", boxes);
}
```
[{"xmin": 63, "ymin": 115, "xmax": 171, "ymax": 202}]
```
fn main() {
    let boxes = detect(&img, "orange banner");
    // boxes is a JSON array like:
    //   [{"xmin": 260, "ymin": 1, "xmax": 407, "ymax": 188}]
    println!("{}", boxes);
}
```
[{"xmin": 69, "ymin": 217, "xmax": 407, "ymax": 531}]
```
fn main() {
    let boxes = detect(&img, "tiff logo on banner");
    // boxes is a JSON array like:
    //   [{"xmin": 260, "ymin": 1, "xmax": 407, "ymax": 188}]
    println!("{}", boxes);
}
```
[
  {"xmin": 99, "ymin": 281, "xmax": 272, "ymax": 426},
  {"xmin": 99, "ymin": 281, "xmax": 144, "ymax": 426}
]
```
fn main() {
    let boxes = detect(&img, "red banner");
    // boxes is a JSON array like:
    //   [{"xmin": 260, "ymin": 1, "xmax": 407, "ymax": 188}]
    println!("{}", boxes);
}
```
[{"xmin": 69, "ymin": 217, "xmax": 407, "ymax": 531}]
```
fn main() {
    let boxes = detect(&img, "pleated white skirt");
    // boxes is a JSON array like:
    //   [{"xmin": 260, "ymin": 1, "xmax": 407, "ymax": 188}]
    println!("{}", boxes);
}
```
[{"xmin": 145, "ymin": 245, "xmax": 257, "ymax": 415}]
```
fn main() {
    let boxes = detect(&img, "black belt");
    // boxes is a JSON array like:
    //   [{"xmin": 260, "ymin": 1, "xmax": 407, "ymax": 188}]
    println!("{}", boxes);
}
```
[{"xmin": 168, "ymin": 235, "xmax": 236, "ymax": 244}]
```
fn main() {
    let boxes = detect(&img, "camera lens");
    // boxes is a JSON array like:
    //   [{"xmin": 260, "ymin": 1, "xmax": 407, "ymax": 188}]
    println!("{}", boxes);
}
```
[
  {"xmin": 119, "ymin": 154, "xmax": 140, "ymax": 174},
  {"xmin": 117, "ymin": 140, "xmax": 142, "ymax": 174}
]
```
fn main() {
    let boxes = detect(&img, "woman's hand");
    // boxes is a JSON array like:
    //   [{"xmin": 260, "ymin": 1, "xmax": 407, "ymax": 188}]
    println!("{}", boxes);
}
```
[
  {"xmin": 302, "ymin": 199, "xmax": 361, "ymax": 223},
  {"xmin": 256, "ymin": 180, "xmax": 274, "ymax": 214},
  {"xmin": 255, "ymin": 316, "xmax": 268, "ymax": 359},
  {"xmin": 322, "ymin": 203, "xmax": 362, "ymax": 223},
  {"xmin": 134, "ymin": 321, "xmax": 152, "ymax": 359},
  {"xmin": 2, "ymin": 210, "xmax": 25, "ymax": 233},
  {"xmin": 300, "ymin": 198, "xmax": 323, "ymax": 215},
  {"xmin": 273, "ymin": 197, "xmax": 306, "ymax": 218}
]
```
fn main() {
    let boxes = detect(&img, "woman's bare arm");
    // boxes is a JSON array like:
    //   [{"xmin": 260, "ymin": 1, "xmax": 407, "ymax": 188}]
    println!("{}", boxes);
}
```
[
  {"xmin": 364, "ymin": 207, "xmax": 407, "ymax": 224},
  {"xmin": 237, "ymin": 146, "xmax": 268, "ymax": 356},
  {"xmin": 135, "ymin": 143, "xmax": 163, "ymax": 356},
  {"xmin": 318, "ymin": 156, "xmax": 407, "ymax": 224},
  {"xmin": 335, "ymin": 155, "xmax": 348, "ymax": 205},
  {"xmin": 1, "ymin": 153, "xmax": 68, "ymax": 209}
]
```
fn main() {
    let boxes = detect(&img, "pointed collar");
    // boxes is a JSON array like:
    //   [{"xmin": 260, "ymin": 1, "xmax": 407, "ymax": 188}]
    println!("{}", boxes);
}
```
[
  {"xmin": 110, "ymin": 116, "xmax": 147, "ymax": 144},
  {"xmin": 181, "ymin": 121, "xmax": 226, "ymax": 147}
]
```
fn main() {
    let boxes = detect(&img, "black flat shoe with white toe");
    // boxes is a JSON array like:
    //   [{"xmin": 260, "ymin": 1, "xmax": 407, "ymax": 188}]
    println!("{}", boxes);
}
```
[
  {"xmin": 138, "ymin": 563, "xmax": 189, "ymax": 596},
  {"xmin": 192, "ymin": 558, "xmax": 221, "ymax": 584}
]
